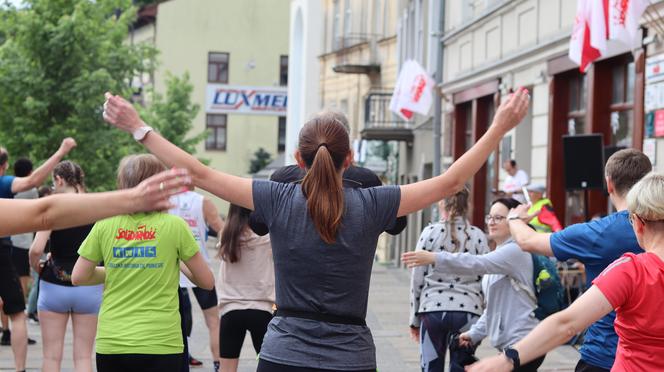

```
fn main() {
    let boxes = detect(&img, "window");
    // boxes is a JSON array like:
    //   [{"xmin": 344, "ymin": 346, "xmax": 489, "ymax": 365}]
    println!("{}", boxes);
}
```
[
  {"xmin": 279, "ymin": 55, "xmax": 288, "ymax": 86},
  {"xmin": 332, "ymin": 0, "xmax": 341, "ymax": 49},
  {"xmin": 278, "ymin": 117, "xmax": 286, "ymax": 152},
  {"xmin": 206, "ymin": 114, "xmax": 227, "ymax": 151},
  {"xmin": 610, "ymin": 58, "xmax": 635, "ymax": 147},
  {"xmin": 208, "ymin": 52, "xmax": 229, "ymax": 83},
  {"xmin": 343, "ymin": 0, "xmax": 352, "ymax": 37},
  {"xmin": 567, "ymin": 73, "xmax": 587, "ymax": 136}
]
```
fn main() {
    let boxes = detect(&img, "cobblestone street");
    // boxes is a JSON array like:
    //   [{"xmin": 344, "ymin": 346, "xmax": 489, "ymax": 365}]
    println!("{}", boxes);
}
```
[{"xmin": 1, "ymin": 255, "xmax": 579, "ymax": 371}]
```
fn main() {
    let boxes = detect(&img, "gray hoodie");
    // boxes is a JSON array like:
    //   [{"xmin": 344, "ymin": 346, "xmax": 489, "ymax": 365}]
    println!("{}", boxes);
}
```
[{"xmin": 433, "ymin": 238, "xmax": 539, "ymax": 350}]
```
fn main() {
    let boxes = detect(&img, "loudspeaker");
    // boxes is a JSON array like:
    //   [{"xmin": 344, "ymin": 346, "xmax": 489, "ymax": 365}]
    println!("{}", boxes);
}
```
[{"xmin": 563, "ymin": 134, "xmax": 605, "ymax": 190}]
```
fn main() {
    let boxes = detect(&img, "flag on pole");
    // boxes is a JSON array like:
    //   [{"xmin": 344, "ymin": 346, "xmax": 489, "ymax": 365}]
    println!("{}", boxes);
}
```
[{"xmin": 390, "ymin": 60, "xmax": 435, "ymax": 121}]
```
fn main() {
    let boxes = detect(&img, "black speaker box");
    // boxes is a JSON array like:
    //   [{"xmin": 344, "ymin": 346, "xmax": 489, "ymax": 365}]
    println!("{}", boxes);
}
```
[{"xmin": 562, "ymin": 134, "xmax": 605, "ymax": 190}]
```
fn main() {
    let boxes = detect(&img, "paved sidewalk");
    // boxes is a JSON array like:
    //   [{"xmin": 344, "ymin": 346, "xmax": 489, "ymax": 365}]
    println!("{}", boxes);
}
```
[{"xmin": 1, "ymin": 260, "xmax": 580, "ymax": 371}]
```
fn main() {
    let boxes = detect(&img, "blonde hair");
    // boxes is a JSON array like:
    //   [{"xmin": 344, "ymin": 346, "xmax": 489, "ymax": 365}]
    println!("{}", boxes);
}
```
[
  {"xmin": 117, "ymin": 154, "xmax": 166, "ymax": 190},
  {"xmin": 626, "ymin": 172, "xmax": 664, "ymax": 221}
]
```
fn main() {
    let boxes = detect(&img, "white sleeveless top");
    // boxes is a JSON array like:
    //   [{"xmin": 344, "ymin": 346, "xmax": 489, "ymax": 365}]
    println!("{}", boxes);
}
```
[{"xmin": 169, "ymin": 191, "xmax": 209, "ymax": 288}]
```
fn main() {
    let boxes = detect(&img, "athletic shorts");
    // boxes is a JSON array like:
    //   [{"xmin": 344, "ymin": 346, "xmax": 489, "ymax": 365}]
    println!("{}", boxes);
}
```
[
  {"xmin": 97, "ymin": 353, "xmax": 183, "ymax": 372},
  {"xmin": 192, "ymin": 286, "xmax": 218, "ymax": 310},
  {"xmin": 0, "ymin": 245, "xmax": 26, "ymax": 315},
  {"xmin": 219, "ymin": 309, "xmax": 272, "ymax": 359},
  {"xmin": 38, "ymin": 280, "xmax": 103, "ymax": 314},
  {"xmin": 10, "ymin": 247, "xmax": 30, "ymax": 277}
]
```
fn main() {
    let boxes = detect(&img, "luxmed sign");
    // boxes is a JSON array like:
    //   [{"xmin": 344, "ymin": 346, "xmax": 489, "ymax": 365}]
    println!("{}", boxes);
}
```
[{"xmin": 206, "ymin": 84, "xmax": 287, "ymax": 116}]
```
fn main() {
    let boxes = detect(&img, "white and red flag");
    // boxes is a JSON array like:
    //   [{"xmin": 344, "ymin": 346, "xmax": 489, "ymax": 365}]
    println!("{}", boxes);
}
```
[
  {"xmin": 569, "ymin": 0, "xmax": 605, "ymax": 72},
  {"xmin": 608, "ymin": 0, "xmax": 649, "ymax": 48},
  {"xmin": 390, "ymin": 60, "xmax": 435, "ymax": 121},
  {"xmin": 570, "ymin": 0, "xmax": 649, "ymax": 72}
]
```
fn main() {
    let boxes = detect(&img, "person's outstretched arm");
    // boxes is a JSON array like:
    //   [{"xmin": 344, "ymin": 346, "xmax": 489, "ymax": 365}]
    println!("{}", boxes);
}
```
[
  {"xmin": 11, "ymin": 138, "xmax": 77, "ymax": 193},
  {"xmin": 0, "ymin": 169, "xmax": 190, "ymax": 237},
  {"xmin": 466, "ymin": 286, "xmax": 612, "ymax": 372},
  {"xmin": 507, "ymin": 204, "xmax": 554, "ymax": 256},
  {"xmin": 102, "ymin": 93, "xmax": 253, "ymax": 210},
  {"xmin": 398, "ymin": 88, "xmax": 529, "ymax": 217}
]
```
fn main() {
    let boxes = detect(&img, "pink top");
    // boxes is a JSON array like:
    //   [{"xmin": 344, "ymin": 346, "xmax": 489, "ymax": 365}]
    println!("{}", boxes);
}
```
[
  {"xmin": 593, "ymin": 252, "xmax": 664, "ymax": 372},
  {"xmin": 216, "ymin": 232, "xmax": 275, "ymax": 316}
]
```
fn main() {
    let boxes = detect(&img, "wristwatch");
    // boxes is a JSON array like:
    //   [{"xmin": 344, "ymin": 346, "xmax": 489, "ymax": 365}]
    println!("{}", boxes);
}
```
[
  {"xmin": 507, "ymin": 214, "xmax": 521, "ymax": 221},
  {"xmin": 502, "ymin": 347, "xmax": 521, "ymax": 370},
  {"xmin": 132, "ymin": 126, "xmax": 153, "ymax": 142}
]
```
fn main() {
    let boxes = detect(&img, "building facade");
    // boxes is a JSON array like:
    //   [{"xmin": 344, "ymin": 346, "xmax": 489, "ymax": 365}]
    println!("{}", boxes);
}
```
[
  {"xmin": 389, "ymin": 0, "xmax": 664, "ymax": 265},
  {"xmin": 131, "ymin": 0, "xmax": 290, "ymax": 211}
]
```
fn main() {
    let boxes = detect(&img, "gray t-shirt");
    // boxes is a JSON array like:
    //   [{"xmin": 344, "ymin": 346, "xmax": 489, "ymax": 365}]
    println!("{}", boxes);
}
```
[{"xmin": 252, "ymin": 180, "xmax": 401, "ymax": 370}]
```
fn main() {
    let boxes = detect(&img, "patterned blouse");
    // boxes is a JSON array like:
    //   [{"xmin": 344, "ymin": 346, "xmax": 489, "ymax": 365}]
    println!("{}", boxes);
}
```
[{"xmin": 409, "ymin": 217, "xmax": 489, "ymax": 327}]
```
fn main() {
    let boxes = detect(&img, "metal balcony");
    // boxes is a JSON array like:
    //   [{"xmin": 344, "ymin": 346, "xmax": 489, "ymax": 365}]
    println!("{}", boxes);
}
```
[
  {"xmin": 361, "ymin": 92, "xmax": 413, "ymax": 142},
  {"xmin": 332, "ymin": 34, "xmax": 381, "ymax": 75}
]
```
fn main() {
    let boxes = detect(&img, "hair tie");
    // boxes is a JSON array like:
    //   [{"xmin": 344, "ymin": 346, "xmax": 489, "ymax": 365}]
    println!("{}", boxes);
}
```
[{"xmin": 318, "ymin": 143, "xmax": 328, "ymax": 150}]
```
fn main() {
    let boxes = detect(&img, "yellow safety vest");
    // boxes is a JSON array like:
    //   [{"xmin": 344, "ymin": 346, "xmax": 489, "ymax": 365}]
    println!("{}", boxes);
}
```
[{"xmin": 528, "ymin": 198, "xmax": 554, "ymax": 233}]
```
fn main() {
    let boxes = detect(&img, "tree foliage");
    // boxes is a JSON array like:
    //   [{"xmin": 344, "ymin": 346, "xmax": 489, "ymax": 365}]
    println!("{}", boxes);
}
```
[
  {"xmin": 0, "ymin": 0, "xmax": 203, "ymax": 190},
  {"xmin": 137, "ymin": 73, "xmax": 205, "ymax": 161},
  {"xmin": 249, "ymin": 148, "xmax": 272, "ymax": 174}
]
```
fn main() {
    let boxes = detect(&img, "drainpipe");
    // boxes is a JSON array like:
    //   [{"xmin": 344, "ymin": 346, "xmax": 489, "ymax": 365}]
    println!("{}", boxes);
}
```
[{"xmin": 431, "ymin": 0, "xmax": 444, "ymax": 222}]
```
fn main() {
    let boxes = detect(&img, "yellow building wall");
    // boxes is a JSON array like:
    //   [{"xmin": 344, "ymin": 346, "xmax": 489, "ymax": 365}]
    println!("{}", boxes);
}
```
[{"xmin": 151, "ymin": 0, "xmax": 290, "ymax": 211}]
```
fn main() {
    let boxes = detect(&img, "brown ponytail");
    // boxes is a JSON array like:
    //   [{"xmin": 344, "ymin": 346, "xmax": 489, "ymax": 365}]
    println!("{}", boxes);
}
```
[{"xmin": 299, "ymin": 112, "xmax": 350, "ymax": 244}]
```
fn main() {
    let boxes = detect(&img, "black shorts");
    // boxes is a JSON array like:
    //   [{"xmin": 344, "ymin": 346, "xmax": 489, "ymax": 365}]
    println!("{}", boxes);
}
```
[
  {"xmin": 11, "ymin": 247, "xmax": 30, "ymax": 277},
  {"xmin": 0, "ymin": 245, "xmax": 26, "ymax": 315},
  {"xmin": 96, "ymin": 353, "xmax": 184, "ymax": 372},
  {"xmin": 192, "ymin": 286, "xmax": 218, "ymax": 310},
  {"xmin": 257, "ymin": 359, "xmax": 376, "ymax": 372},
  {"xmin": 219, "ymin": 309, "xmax": 272, "ymax": 359}
]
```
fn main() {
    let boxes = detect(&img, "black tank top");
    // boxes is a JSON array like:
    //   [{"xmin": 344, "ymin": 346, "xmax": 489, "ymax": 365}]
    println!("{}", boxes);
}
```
[{"xmin": 41, "ymin": 224, "xmax": 94, "ymax": 286}]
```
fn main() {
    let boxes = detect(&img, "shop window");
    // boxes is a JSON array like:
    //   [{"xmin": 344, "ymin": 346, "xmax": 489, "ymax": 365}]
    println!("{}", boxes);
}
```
[{"xmin": 609, "ymin": 58, "xmax": 635, "ymax": 147}]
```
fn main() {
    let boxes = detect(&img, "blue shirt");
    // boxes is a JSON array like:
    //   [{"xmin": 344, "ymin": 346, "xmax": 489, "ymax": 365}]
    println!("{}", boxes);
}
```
[
  {"xmin": 550, "ymin": 211, "xmax": 643, "ymax": 370},
  {"xmin": 0, "ymin": 175, "xmax": 15, "ymax": 243}
]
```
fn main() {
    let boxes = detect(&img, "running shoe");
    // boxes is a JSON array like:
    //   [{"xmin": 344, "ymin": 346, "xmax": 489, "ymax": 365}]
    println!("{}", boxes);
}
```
[{"xmin": 28, "ymin": 312, "xmax": 39, "ymax": 324}]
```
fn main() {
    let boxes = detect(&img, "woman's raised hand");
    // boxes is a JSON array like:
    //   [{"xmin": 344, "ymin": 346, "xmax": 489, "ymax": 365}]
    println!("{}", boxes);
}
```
[
  {"xmin": 102, "ymin": 92, "xmax": 144, "ymax": 133},
  {"xmin": 401, "ymin": 250, "xmax": 436, "ymax": 268},
  {"xmin": 130, "ymin": 168, "xmax": 191, "ymax": 212},
  {"xmin": 491, "ymin": 87, "xmax": 530, "ymax": 134}
]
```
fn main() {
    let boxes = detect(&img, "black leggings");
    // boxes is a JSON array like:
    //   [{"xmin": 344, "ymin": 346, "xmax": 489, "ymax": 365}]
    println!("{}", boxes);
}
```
[
  {"xmin": 257, "ymin": 359, "xmax": 376, "ymax": 372},
  {"xmin": 219, "ymin": 309, "xmax": 272, "ymax": 358},
  {"xmin": 96, "ymin": 353, "xmax": 184, "ymax": 372}
]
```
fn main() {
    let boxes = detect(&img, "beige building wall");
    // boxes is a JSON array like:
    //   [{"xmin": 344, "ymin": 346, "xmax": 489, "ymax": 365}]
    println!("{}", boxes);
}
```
[
  {"xmin": 141, "ymin": 0, "xmax": 290, "ymax": 211},
  {"xmin": 319, "ymin": 0, "xmax": 399, "ymax": 141},
  {"xmin": 442, "ymin": 0, "xmax": 576, "ymax": 187}
]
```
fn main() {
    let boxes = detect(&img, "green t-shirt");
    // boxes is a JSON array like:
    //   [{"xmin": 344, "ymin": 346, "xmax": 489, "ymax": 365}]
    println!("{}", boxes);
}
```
[{"xmin": 78, "ymin": 212, "xmax": 199, "ymax": 355}]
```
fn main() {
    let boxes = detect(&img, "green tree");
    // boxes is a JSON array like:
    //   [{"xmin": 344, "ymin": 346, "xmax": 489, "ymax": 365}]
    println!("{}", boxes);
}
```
[
  {"xmin": 138, "ymin": 73, "xmax": 207, "ymax": 161},
  {"xmin": 0, "ymin": 0, "xmax": 203, "ymax": 190},
  {"xmin": 249, "ymin": 148, "xmax": 272, "ymax": 174}
]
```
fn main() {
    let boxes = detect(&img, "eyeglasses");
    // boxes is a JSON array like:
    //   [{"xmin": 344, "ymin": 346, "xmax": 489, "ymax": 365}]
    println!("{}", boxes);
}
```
[
  {"xmin": 485, "ymin": 215, "xmax": 507, "ymax": 224},
  {"xmin": 629, "ymin": 213, "xmax": 664, "ymax": 225}
]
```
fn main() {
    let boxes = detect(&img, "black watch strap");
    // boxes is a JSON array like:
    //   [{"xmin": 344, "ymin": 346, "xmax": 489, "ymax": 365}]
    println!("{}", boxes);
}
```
[{"xmin": 503, "ymin": 347, "xmax": 520, "ymax": 370}]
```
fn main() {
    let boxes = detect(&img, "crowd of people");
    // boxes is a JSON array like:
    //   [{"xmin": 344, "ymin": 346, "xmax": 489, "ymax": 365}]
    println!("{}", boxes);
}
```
[{"xmin": 0, "ymin": 84, "xmax": 662, "ymax": 372}]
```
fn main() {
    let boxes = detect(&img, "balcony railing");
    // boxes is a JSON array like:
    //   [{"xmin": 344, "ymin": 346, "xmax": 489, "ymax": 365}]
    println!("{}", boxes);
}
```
[
  {"xmin": 332, "ymin": 33, "xmax": 381, "ymax": 75},
  {"xmin": 361, "ymin": 91, "xmax": 414, "ymax": 142}
]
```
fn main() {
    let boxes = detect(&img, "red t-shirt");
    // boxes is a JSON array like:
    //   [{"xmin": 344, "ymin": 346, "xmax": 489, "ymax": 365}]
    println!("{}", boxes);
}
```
[{"xmin": 593, "ymin": 252, "xmax": 664, "ymax": 372}]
